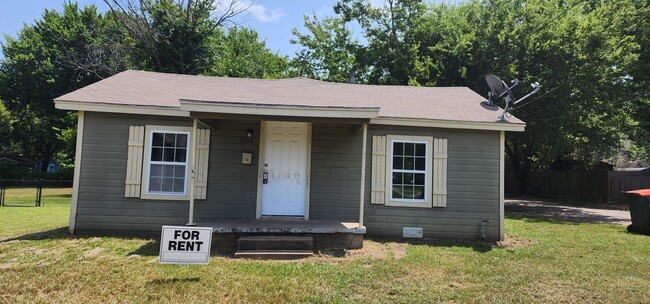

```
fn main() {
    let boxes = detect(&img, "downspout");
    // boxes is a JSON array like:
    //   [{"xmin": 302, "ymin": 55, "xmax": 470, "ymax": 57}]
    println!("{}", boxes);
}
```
[
  {"xmin": 359, "ymin": 123, "xmax": 368, "ymax": 227},
  {"xmin": 187, "ymin": 118, "xmax": 198, "ymax": 226}
]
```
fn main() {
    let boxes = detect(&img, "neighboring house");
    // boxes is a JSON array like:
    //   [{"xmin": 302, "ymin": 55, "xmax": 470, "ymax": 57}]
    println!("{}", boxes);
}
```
[
  {"xmin": 54, "ymin": 70, "xmax": 524, "ymax": 246},
  {"xmin": 0, "ymin": 154, "xmax": 33, "ymax": 168},
  {"xmin": 34, "ymin": 159, "xmax": 60, "ymax": 173}
]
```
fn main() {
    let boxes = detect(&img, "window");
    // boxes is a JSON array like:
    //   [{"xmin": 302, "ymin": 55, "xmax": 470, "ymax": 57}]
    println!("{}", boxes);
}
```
[
  {"xmin": 386, "ymin": 135, "xmax": 433, "ymax": 207},
  {"xmin": 142, "ymin": 127, "xmax": 191, "ymax": 199}
]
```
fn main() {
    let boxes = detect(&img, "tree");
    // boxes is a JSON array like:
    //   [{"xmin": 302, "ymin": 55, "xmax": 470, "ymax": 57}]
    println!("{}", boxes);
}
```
[
  {"xmin": 293, "ymin": 0, "xmax": 644, "ymax": 193},
  {"xmin": 104, "ymin": 0, "xmax": 250, "ymax": 74},
  {"xmin": 0, "ymin": 2, "xmax": 127, "ymax": 171},
  {"xmin": 290, "ymin": 14, "xmax": 364, "ymax": 82},
  {"xmin": 208, "ymin": 27, "xmax": 291, "ymax": 79}
]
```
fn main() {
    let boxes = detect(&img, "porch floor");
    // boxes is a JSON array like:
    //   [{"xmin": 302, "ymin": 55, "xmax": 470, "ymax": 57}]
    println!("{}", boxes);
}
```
[{"xmin": 199, "ymin": 218, "xmax": 366, "ymax": 234}]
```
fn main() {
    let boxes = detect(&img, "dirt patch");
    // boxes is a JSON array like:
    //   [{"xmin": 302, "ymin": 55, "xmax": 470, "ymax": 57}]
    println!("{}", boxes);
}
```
[
  {"xmin": 0, "ymin": 262, "xmax": 18, "ymax": 270},
  {"xmin": 390, "ymin": 243, "xmax": 408, "ymax": 259},
  {"xmin": 312, "ymin": 240, "xmax": 407, "ymax": 261},
  {"xmin": 83, "ymin": 248, "xmax": 105, "ymax": 258},
  {"xmin": 497, "ymin": 234, "xmax": 533, "ymax": 249}
]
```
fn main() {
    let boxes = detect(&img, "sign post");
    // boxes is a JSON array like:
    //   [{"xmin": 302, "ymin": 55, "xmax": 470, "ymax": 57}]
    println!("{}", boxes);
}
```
[{"xmin": 159, "ymin": 226, "xmax": 212, "ymax": 265}]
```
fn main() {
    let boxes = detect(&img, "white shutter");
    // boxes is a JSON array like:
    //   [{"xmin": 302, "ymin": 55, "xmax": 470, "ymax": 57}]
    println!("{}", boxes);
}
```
[
  {"xmin": 371, "ymin": 135, "xmax": 387, "ymax": 205},
  {"xmin": 432, "ymin": 138, "xmax": 448, "ymax": 207},
  {"xmin": 125, "ymin": 126, "xmax": 145, "ymax": 198},
  {"xmin": 194, "ymin": 129, "xmax": 210, "ymax": 200}
]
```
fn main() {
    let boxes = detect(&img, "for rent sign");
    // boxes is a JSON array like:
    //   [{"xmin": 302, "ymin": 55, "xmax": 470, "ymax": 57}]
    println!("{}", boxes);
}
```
[{"xmin": 159, "ymin": 226, "xmax": 212, "ymax": 264}]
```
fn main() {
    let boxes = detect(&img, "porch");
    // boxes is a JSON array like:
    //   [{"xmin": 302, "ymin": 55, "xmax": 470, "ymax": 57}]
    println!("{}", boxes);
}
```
[
  {"xmin": 199, "ymin": 218, "xmax": 366, "ymax": 234},
  {"xmin": 201, "ymin": 218, "xmax": 366, "ymax": 254}
]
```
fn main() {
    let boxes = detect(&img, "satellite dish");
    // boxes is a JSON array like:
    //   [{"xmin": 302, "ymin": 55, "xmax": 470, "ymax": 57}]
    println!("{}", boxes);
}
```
[
  {"xmin": 485, "ymin": 74, "xmax": 507, "ymax": 98},
  {"xmin": 484, "ymin": 74, "xmax": 541, "ymax": 120}
]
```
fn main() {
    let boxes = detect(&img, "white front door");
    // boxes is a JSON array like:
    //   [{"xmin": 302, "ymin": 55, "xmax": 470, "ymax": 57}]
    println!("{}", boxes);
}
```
[{"xmin": 260, "ymin": 121, "xmax": 310, "ymax": 217}]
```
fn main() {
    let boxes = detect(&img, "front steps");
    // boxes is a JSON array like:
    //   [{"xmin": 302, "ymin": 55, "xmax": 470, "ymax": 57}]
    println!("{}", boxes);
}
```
[{"xmin": 234, "ymin": 235, "xmax": 314, "ymax": 259}]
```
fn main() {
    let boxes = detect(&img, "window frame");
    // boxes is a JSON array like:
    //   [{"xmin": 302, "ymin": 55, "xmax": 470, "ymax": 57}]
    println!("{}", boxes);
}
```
[
  {"xmin": 140, "ymin": 125, "xmax": 193, "ymax": 200},
  {"xmin": 385, "ymin": 135, "xmax": 433, "ymax": 208}
]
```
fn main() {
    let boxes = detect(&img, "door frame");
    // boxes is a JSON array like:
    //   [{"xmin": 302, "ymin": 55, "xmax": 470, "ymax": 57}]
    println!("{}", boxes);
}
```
[{"xmin": 255, "ymin": 121, "xmax": 312, "ymax": 219}]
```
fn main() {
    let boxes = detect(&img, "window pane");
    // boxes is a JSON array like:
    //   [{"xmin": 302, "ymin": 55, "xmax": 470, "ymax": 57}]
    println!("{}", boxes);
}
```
[
  {"xmin": 392, "ymin": 185, "xmax": 403, "ymax": 199},
  {"xmin": 175, "ymin": 148, "xmax": 187, "ymax": 162},
  {"xmin": 413, "ymin": 186, "xmax": 425, "ymax": 200},
  {"xmin": 164, "ymin": 133, "xmax": 176, "ymax": 147},
  {"xmin": 176, "ymin": 134, "xmax": 188, "ymax": 147},
  {"xmin": 151, "ymin": 148, "xmax": 163, "ymax": 162},
  {"xmin": 173, "ymin": 165, "xmax": 185, "ymax": 178},
  {"xmin": 393, "ymin": 156, "xmax": 403, "ymax": 170},
  {"xmin": 402, "ymin": 185, "xmax": 414, "ymax": 199},
  {"xmin": 150, "ymin": 164, "xmax": 163, "ymax": 177},
  {"xmin": 152, "ymin": 133, "xmax": 164, "ymax": 147},
  {"xmin": 163, "ymin": 148, "xmax": 175, "ymax": 162},
  {"xmin": 173, "ymin": 178, "xmax": 185, "ymax": 193},
  {"xmin": 393, "ymin": 142, "xmax": 404, "ymax": 156},
  {"xmin": 161, "ymin": 177, "xmax": 174, "ymax": 192},
  {"xmin": 415, "ymin": 143, "xmax": 426, "ymax": 157},
  {"xmin": 414, "ymin": 173, "xmax": 425, "ymax": 186},
  {"xmin": 415, "ymin": 157, "xmax": 425, "ymax": 171},
  {"xmin": 163, "ymin": 165, "xmax": 174, "ymax": 178},
  {"xmin": 404, "ymin": 173, "xmax": 414, "ymax": 185},
  {"xmin": 404, "ymin": 143, "xmax": 415, "ymax": 156},
  {"xmin": 149, "ymin": 176, "xmax": 162, "ymax": 192},
  {"xmin": 392, "ymin": 172, "xmax": 403, "ymax": 185},
  {"xmin": 404, "ymin": 156, "xmax": 415, "ymax": 170}
]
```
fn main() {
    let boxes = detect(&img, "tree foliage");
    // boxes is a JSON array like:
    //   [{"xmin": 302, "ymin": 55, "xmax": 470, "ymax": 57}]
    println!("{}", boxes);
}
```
[
  {"xmin": 104, "ymin": 0, "xmax": 249, "ymax": 74},
  {"xmin": 292, "ymin": 0, "xmax": 646, "ymax": 192},
  {"xmin": 0, "ymin": 3, "xmax": 125, "ymax": 170},
  {"xmin": 0, "ymin": 0, "xmax": 288, "ymax": 172}
]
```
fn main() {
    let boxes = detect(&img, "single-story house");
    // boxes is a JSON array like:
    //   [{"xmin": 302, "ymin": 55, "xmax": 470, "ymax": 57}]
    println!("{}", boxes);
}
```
[{"xmin": 54, "ymin": 70, "xmax": 524, "ymax": 248}]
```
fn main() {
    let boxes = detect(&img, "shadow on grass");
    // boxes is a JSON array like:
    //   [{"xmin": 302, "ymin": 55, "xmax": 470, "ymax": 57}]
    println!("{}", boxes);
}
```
[{"xmin": 147, "ymin": 277, "xmax": 200, "ymax": 285}]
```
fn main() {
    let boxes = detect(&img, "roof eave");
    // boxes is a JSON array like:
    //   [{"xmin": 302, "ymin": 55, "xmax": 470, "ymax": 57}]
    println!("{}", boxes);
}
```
[
  {"xmin": 370, "ymin": 117, "xmax": 526, "ymax": 132},
  {"xmin": 54, "ymin": 100, "xmax": 190, "ymax": 117},
  {"xmin": 179, "ymin": 99, "xmax": 381, "ymax": 119}
]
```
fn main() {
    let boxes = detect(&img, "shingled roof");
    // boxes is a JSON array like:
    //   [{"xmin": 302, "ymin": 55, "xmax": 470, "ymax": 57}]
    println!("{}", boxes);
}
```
[{"xmin": 55, "ymin": 70, "xmax": 524, "ymax": 131}]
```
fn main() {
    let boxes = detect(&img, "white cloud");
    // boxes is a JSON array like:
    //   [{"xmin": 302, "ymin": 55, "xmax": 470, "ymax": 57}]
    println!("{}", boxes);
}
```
[{"xmin": 247, "ymin": 4, "xmax": 286, "ymax": 23}]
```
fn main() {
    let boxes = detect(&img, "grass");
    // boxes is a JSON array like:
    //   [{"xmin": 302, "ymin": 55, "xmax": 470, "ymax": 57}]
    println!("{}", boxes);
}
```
[{"xmin": 1, "ymin": 193, "xmax": 649, "ymax": 303}]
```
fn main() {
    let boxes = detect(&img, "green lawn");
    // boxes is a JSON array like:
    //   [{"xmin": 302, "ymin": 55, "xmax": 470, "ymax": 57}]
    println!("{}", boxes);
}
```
[{"xmin": 1, "ymin": 192, "xmax": 649, "ymax": 303}]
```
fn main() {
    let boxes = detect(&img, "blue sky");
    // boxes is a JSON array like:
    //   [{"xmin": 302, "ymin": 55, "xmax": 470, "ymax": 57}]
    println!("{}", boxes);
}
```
[{"xmin": 0, "ymin": 0, "xmax": 345, "ymax": 59}]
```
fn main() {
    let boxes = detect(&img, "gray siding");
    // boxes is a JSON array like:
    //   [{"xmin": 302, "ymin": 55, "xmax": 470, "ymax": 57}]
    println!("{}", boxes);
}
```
[
  {"xmin": 309, "ymin": 124, "xmax": 362, "ymax": 221},
  {"xmin": 77, "ymin": 112, "xmax": 501, "ymax": 239},
  {"xmin": 364, "ymin": 126, "xmax": 501, "ymax": 240},
  {"xmin": 76, "ymin": 112, "xmax": 260, "ymax": 232}
]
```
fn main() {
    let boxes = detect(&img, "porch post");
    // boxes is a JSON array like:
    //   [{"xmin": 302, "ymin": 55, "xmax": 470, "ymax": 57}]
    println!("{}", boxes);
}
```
[
  {"xmin": 359, "ymin": 123, "xmax": 368, "ymax": 227},
  {"xmin": 187, "ymin": 118, "xmax": 198, "ymax": 226}
]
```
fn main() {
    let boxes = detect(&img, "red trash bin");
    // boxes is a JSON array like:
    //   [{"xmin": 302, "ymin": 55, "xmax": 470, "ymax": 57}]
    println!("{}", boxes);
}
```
[{"xmin": 623, "ymin": 189, "xmax": 650, "ymax": 235}]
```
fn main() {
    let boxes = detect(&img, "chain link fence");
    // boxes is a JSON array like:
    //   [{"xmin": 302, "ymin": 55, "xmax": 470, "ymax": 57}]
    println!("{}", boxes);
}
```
[{"xmin": 0, "ymin": 179, "xmax": 73, "ymax": 207}]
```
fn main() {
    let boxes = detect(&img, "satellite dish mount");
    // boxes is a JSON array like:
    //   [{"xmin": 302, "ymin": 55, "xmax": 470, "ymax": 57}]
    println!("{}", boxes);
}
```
[{"xmin": 485, "ymin": 74, "xmax": 540, "ymax": 120}]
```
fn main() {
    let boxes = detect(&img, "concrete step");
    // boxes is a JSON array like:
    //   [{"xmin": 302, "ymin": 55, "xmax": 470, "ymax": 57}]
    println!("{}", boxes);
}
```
[
  {"xmin": 237, "ymin": 235, "xmax": 314, "ymax": 251},
  {"xmin": 234, "ymin": 250, "xmax": 314, "ymax": 259}
]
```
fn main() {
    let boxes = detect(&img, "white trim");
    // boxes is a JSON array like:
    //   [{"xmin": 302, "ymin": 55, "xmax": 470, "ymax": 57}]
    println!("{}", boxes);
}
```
[
  {"xmin": 499, "ymin": 131, "xmax": 505, "ymax": 241},
  {"xmin": 55, "ymin": 100, "xmax": 189, "ymax": 117},
  {"xmin": 359, "ymin": 123, "xmax": 368, "ymax": 226},
  {"xmin": 385, "ymin": 135, "xmax": 434, "ymax": 208},
  {"xmin": 180, "ymin": 99, "xmax": 380, "ymax": 119},
  {"xmin": 188, "ymin": 119, "xmax": 198, "ymax": 225},
  {"xmin": 141, "ymin": 126, "xmax": 193, "ymax": 200},
  {"xmin": 370, "ymin": 117, "xmax": 525, "ymax": 132},
  {"xmin": 305, "ymin": 123, "xmax": 312, "ymax": 220},
  {"xmin": 255, "ymin": 121, "xmax": 265, "ymax": 219},
  {"xmin": 69, "ymin": 111, "xmax": 85, "ymax": 234}
]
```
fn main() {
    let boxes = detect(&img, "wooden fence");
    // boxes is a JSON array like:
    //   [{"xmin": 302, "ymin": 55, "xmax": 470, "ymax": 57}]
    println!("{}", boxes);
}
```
[{"xmin": 505, "ymin": 169, "xmax": 650, "ymax": 203}]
